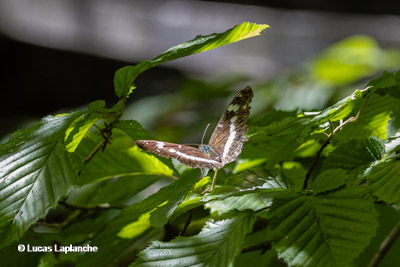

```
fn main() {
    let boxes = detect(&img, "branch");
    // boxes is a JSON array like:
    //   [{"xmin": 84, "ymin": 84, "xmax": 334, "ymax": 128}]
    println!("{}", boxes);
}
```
[
  {"xmin": 179, "ymin": 209, "xmax": 193, "ymax": 236},
  {"xmin": 82, "ymin": 123, "xmax": 113, "ymax": 166},
  {"xmin": 255, "ymin": 207, "xmax": 269, "ymax": 213},
  {"xmin": 60, "ymin": 201, "xmax": 125, "ymax": 211},
  {"xmin": 302, "ymin": 135, "xmax": 333, "ymax": 190},
  {"xmin": 241, "ymin": 242, "xmax": 271, "ymax": 254},
  {"xmin": 368, "ymin": 218, "xmax": 400, "ymax": 267},
  {"xmin": 302, "ymin": 94, "xmax": 371, "ymax": 190}
]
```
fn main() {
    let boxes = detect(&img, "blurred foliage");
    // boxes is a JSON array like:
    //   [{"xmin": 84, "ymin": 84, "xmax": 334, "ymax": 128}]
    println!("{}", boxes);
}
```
[{"xmin": 124, "ymin": 35, "xmax": 399, "ymax": 144}]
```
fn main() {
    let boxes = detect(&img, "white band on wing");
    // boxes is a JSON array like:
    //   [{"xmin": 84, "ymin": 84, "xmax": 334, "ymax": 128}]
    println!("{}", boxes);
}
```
[
  {"xmin": 222, "ymin": 123, "xmax": 236, "ymax": 161},
  {"xmin": 168, "ymin": 149, "xmax": 220, "ymax": 164}
]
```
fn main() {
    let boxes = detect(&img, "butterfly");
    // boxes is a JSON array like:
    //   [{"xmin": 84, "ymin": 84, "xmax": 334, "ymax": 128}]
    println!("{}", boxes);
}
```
[{"xmin": 136, "ymin": 86, "xmax": 253, "ymax": 193}]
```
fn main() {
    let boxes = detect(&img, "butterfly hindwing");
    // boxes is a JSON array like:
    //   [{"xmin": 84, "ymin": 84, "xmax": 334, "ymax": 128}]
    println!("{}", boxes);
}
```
[
  {"xmin": 136, "ymin": 140, "xmax": 222, "ymax": 169},
  {"xmin": 208, "ymin": 86, "xmax": 253, "ymax": 164}
]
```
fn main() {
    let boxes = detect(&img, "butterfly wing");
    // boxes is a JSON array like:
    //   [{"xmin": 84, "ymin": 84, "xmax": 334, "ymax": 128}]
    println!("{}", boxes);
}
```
[
  {"xmin": 208, "ymin": 86, "xmax": 253, "ymax": 165},
  {"xmin": 136, "ymin": 140, "xmax": 222, "ymax": 169}
]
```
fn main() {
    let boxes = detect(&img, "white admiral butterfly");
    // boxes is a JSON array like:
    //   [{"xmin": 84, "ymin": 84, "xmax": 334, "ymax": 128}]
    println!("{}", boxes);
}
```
[{"xmin": 136, "ymin": 86, "xmax": 253, "ymax": 192}]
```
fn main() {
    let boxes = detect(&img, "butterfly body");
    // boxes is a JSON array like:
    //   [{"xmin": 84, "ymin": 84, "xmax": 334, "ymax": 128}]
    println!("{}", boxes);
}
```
[{"xmin": 136, "ymin": 86, "xmax": 253, "ymax": 170}]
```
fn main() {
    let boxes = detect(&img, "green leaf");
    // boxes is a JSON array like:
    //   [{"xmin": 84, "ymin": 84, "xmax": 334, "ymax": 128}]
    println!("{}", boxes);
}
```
[
  {"xmin": 267, "ymin": 187, "xmax": 378, "ymax": 267},
  {"xmin": 0, "ymin": 114, "xmax": 81, "ymax": 247},
  {"xmin": 64, "ymin": 113, "xmax": 102, "ymax": 152},
  {"xmin": 76, "ymin": 227, "xmax": 161, "ymax": 267},
  {"xmin": 249, "ymin": 117, "xmax": 311, "ymax": 142},
  {"xmin": 355, "ymin": 205, "xmax": 400, "ymax": 267},
  {"xmin": 385, "ymin": 133, "xmax": 400, "ymax": 155},
  {"xmin": 335, "ymin": 94, "xmax": 396, "ymax": 141},
  {"xmin": 207, "ymin": 171, "xmax": 286, "ymax": 201},
  {"xmin": 205, "ymin": 193, "xmax": 271, "ymax": 215},
  {"xmin": 114, "ymin": 120, "xmax": 152, "ymax": 141},
  {"xmin": 76, "ymin": 170, "xmax": 200, "ymax": 266},
  {"xmin": 311, "ymin": 35, "xmax": 400, "ymax": 86},
  {"xmin": 171, "ymin": 197, "xmax": 204, "ymax": 222},
  {"xmin": 0, "ymin": 235, "xmax": 43, "ymax": 266},
  {"xmin": 252, "ymin": 110, "xmax": 298, "ymax": 127},
  {"xmin": 148, "ymin": 170, "xmax": 201, "ymax": 228},
  {"xmin": 117, "ymin": 169, "xmax": 199, "ymax": 229},
  {"xmin": 235, "ymin": 250, "xmax": 284, "ymax": 267},
  {"xmin": 151, "ymin": 22, "xmax": 268, "ymax": 64},
  {"xmin": 242, "ymin": 137, "xmax": 301, "ymax": 168},
  {"xmin": 88, "ymin": 100, "xmax": 106, "ymax": 111},
  {"xmin": 76, "ymin": 137, "xmax": 173, "ymax": 185},
  {"xmin": 244, "ymin": 117, "xmax": 313, "ymax": 167},
  {"xmin": 132, "ymin": 211, "xmax": 255, "ymax": 267},
  {"xmin": 322, "ymin": 138, "xmax": 383, "ymax": 172},
  {"xmin": 368, "ymin": 70, "xmax": 400, "ymax": 98},
  {"xmin": 114, "ymin": 22, "xmax": 269, "ymax": 98},
  {"xmin": 118, "ymin": 211, "xmax": 152, "ymax": 239},
  {"xmin": 114, "ymin": 66, "xmax": 138, "ymax": 98},
  {"xmin": 65, "ymin": 100, "xmax": 116, "ymax": 153},
  {"xmin": 173, "ymin": 170, "xmax": 287, "ymax": 220},
  {"xmin": 366, "ymin": 160, "xmax": 400, "ymax": 205},
  {"xmin": 310, "ymin": 89, "xmax": 365, "ymax": 124},
  {"xmin": 310, "ymin": 169, "xmax": 348, "ymax": 194},
  {"xmin": 67, "ymin": 175, "xmax": 162, "ymax": 207}
]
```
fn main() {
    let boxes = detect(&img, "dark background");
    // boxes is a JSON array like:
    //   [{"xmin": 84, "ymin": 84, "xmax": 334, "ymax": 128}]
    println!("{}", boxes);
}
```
[{"xmin": 1, "ymin": 0, "xmax": 400, "ymax": 136}]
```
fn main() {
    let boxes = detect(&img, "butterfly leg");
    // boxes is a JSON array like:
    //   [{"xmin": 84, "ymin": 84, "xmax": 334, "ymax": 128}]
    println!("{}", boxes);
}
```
[
  {"xmin": 201, "ymin": 168, "xmax": 218, "ymax": 195},
  {"xmin": 200, "ymin": 168, "xmax": 209, "ymax": 177}
]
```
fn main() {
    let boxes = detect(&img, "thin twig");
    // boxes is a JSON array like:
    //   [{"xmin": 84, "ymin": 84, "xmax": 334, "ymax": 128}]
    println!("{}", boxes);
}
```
[
  {"xmin": 368, "ymin": 218, "xmax": 400, "ymax": 267},
  {"xmin": 179, "ymin": 210, "xmax": 193, "ymax": 236},
  {"xmin": 60, "ymin": 201, "xmax": 125, "ymax": 211},
  {"xmin": 201, "ymin": 169, "xmax": 218, "ymax": 195},
  {"xmin": 302, "ymin": 136, "xmax": 333, "ymax": 190},
  {"xmin": 328, "ymin": 120, "xmax": 334, "ymax": 134},
  {"xmin": 255, "ymin": 207, "xmax": 270, "ymax": 213},
  {"xmin": 169, "ymin": 175, "xmax": 179, "ymax": 181},
  {"xmin": 82, "ymin": 123, "xmax": 113, "ymax": 166},
  {"xmin": 82, "ymin": 139, "xmax": 106, "ymax": 165},
  {"xmin": 302, "ymin": 94, "xmax": 371, "ymax": 190},
  {"xmin": 241, "ymin": 242, "xmax": 271, "ymax": 254}
]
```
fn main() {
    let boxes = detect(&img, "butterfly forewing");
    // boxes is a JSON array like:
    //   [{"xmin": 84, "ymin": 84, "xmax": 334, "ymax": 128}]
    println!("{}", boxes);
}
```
[
  {"xmin": 208, "ymin": 86, "xmax": 253, "ymax": 164},
  {"xmin": 136, "ymin": 140, "xmax": 222, "ymax": 169}
]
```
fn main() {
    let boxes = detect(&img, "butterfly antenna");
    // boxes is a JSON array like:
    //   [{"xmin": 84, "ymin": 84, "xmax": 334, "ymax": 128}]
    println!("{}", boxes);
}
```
[{"xmin": 201, "ymin": 123, "xmax": 211, "ymax": 145}]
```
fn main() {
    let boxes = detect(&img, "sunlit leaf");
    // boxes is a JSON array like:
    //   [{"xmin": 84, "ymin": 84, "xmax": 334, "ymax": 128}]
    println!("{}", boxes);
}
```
[
  {"xmin": 118, "ymin": 212, "xmax": 152, "ymax": 239},
  {"xmin": 322, "ymin": 138, "xmax": 383, "ymax": 172},
  {"xmin": 65, "ymin": 113, "xmax": 103, "ymax": 152},
  {"xmin": 76, "ymin": 170, "xmax": 200, "ymax": 266},
  {"xmin": 335, "ymin": 94, "xmax": 395, "ymax": 141},
  {"xmin": 368, "ymin": 70, "xmax": 400, "ymax": 98},
  {"xmin": 132, "ymin": 211, "xmax": 255, "ymax": 267},
  {"xmin": 385, "ymin": 133, "xmax": 400, "ymax": 155},
  {"xmin": 366, "ymin": 160, "xmax": 400, "ymax": 205},
  {"xmin": 114, "ymin": 22, "xmax": 269, "ymax": 98},
  {"xmin": 312, "ymin": 35, "xmax": 400, "ymax": 86},
  {"xmin": 268, "ymin": 187, "xmax": 378, "ymax": 267},
  {"xmin": 0, "ymin": 114, "xmax": 81, "ymax": 247},
  {"xmin": 148, "ymin": 170, "xmax": 200, "ymax": 228},
  {"xmin": 76, "ymin": 138, "xmax": 173, "ymax": 185},
  {"xmin": 206, "ymin": 193, "xmax": 270, "ymax": 215},
  {"xmin": 114, "ymin": 120, "xmax": 152, "ymax": 141}
]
